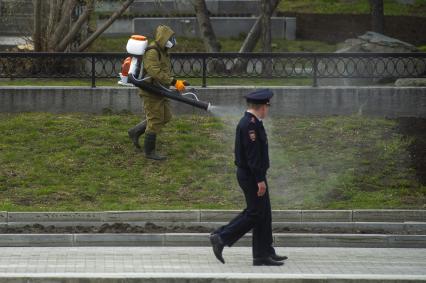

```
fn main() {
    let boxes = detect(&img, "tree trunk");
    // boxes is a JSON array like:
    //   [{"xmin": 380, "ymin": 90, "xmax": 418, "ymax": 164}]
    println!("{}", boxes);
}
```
[
  {"xmin": 76, "ymin": 0, "xmax": 135, "ymax": 52},
  {"xmin": 31, "ymin": 0, "xmax": 134, "ymax": 52},
  {"xmin": 234, "ymin": 0, "xmax": 279, "ymax": 75},
  {"xmin": 193, "ymin": 0, "xmax": 221, "ymax": 52},
  {"xmin": 239, "ymin": 18, "xmax": 262, "ymax": 53},
  {"xmin": 239, "ymin": 0, "xmax": 279, "ymax": 53},
  {"xmin": 46, "ymin": 0, "xmax": 62, "ymax": 51},
  {"xmin": 33, "ymin": 0, "xmax": 42, "ymax": 51},
  {"xmin": 50, "ymin": 0, "xmax": 78, "ymax": 50},
  {"xmin": 261, "ymin": 0, "xmax": 272, "ymax": 76},
  {"xmin": 56, "ymin": 0, "xmax": 95, "ymax": 51},
  {"xmin": 261, "ymin": 0, "xmax": 272, "ymax": 52},
  {"xmin": 370, "ymin": 0, "xmax": 384, "ymax": 34}
]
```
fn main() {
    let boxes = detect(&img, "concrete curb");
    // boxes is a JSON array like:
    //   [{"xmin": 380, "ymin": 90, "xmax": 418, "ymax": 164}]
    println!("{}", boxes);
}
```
[
  {"xmin": 0, "ymin": 233, "xmax": 424, "ymax": 248},
  {"xmin": 2, "ymin": 210, "xmax": 426, "ymax": 223},
  {"xmin": 0, "ymin": 274, "xmax": 425, "ymax": 283}
]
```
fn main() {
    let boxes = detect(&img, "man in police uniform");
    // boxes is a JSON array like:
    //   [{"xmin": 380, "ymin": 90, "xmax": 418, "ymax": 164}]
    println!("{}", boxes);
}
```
[{"xmin": 209, "ymin": 89, "xmax": 287, "ymax": 266}]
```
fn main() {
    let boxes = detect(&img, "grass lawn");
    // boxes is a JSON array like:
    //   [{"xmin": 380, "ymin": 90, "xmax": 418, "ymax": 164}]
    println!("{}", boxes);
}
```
[{"xmin": 0, "ymin": 113, "xmax": 424, "ymax": 211}]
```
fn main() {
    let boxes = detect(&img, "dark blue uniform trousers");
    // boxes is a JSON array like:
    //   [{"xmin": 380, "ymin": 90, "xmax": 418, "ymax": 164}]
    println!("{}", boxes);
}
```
[{"xmin": 215, "ymin": 168, "xmax": 275, "ymax": 258}]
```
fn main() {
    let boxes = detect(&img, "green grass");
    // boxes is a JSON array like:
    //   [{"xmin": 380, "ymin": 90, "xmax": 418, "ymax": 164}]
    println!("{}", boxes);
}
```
[
  {"xmin": 278, "ymin": 0, "xmax": 426, "ymax": 17},
  {"xmin": 0, "ymin": 113, "xmax": 238, "ymax": 211},
  {"xmin": 267, "ymin": 117, "xmax": 425, "ymax": 209},
  {"xmin": 0, "ymin": 113, "xmax": 424, "ymax": 211}
]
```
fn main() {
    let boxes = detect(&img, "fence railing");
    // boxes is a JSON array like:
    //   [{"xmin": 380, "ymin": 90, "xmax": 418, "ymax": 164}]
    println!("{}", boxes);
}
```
[{"xmin": 1, "ymin": 52, "xmax": 425, "ymax": 87}]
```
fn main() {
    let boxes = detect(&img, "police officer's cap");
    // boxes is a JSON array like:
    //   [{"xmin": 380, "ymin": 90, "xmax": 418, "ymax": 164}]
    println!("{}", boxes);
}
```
[{"xmin": 245, "ymin": 89, "xmax": 273, "ymax": 105}]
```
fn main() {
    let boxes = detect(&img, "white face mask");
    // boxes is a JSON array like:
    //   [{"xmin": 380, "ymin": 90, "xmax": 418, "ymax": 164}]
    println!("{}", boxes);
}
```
[
  {"xmin": 165, "ymin": 36, "xmax": 176, "ymax": 49},
  {"xmin": 165, "ymin": 40, "xmax": 174, "ymax": 48}
]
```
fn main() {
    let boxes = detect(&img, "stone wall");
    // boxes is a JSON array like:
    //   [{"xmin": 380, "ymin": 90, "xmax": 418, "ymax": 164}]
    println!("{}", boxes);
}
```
[
  {"xmin": 102, "ymin": 17, "xmax": 296, "ymax": 39},
  {"xmin": 281, "ymin": 12, "xmax": 426, "ymax": 45},
  {"xmin": 1, "ymin": 86, "xmax": 425, "ymax": 118}
]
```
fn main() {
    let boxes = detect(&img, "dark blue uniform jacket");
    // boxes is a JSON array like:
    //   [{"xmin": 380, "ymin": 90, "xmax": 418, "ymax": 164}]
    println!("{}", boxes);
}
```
[{"xmin": 234, "ymin": 111, "xmax": 270, "ymax": 183}]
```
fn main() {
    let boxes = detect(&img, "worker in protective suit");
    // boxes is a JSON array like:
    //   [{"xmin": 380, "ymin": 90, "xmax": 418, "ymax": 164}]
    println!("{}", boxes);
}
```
[{"xmin": 128, "ymin": 25, "xmax": 188, "ymax": 160}]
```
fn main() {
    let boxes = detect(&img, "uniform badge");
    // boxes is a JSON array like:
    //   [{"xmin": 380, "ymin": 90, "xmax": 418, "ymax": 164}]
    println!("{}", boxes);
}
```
[
  {"xmin": 250, "ymin": 117, "xmax": 256, "ymax": 123},
  {"xmin": 248, "ymin": 130, "xmax": 256, "ymax": 141}
]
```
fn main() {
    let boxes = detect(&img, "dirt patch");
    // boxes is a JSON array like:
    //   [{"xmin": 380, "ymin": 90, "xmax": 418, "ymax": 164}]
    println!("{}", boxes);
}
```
[
  {"xmin": 0, "ymin": 222, "xmax": 420, "ymax": 234},
  {"xmin": 396, "ymin": 117, "xmax": 426, "ymax": 184},
  {"xmin": 0, "ymin": 223, "xmax": 213, "ymax": 234}
]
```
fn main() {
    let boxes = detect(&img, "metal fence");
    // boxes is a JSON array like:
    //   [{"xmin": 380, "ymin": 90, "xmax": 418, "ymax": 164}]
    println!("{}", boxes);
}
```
[{"xmin": 0, "ymin": 52, "xmax": 425, "ymax": 87}]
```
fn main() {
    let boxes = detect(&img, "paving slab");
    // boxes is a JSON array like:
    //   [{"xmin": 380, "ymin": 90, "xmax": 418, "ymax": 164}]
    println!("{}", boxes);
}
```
[
  {"xmin": 0, "ymin": 234, "xmax": 73, "ymax": 247},
  {"xmin": 353, "ymin": 210, "xmax": 426, "ymax": 222},
  {"xmin": 301, "ymin": 210, "xmax": 352, "ymax": 222},
  {"xmin": 0, "ymin": 247, "xmax": 424, "ymax": 282},
  {"xmin": 74, "ymin": 234, "xmax": 165, "ymax": 247}
]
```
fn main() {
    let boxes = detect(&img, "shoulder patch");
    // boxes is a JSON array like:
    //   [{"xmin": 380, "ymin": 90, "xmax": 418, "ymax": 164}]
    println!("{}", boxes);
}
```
[
  {"xmin": 248, "ymin": 130, "xmax": 256, "ymax": 141},
  {"xmin": 250, "ymin": 117, "xmax": 256, "ymax": 123}
]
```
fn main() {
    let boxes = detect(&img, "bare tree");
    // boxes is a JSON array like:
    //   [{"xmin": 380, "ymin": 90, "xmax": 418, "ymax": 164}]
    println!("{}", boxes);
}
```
[
  {"xmin": 239, "ymin": 0, "xmax": 279, "ymax": 53},
  {"xmin": 31, "ymin": 0, "xmax": 135, "ymax": 52},
  {"xmin": 369, "ymin": 0, "xmax": 384, "ymax": 34},
  {"xmin": 193, "ymin": 0, "xmax": 221, "ymax": 52},
  {"xmin": 233, "ymin": 0, "xmax": 279, "ymax": 75},
  {"xmin": 77, "ymin": 0, "xmax": 135, "ymax": 51}
]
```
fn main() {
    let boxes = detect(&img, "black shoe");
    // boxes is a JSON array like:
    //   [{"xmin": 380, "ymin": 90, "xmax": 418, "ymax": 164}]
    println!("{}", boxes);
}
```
[
  {"xmin": 209, "ymin": 234, "xmax": 225, "ymax": 264},
  {"xmin": 253, "ymin": 257, "xmax": 284, "ymax": 266},
  {"xmin": 144, "ymin": 133, "xmax": 166, "ymax": 161},
  {"xmin": 128, "ymin": 120, "xmax": 147, "ymax": 150},
  {"xmin": 271, "ymin": 254, "xmax": 288, "ymax": 261}
]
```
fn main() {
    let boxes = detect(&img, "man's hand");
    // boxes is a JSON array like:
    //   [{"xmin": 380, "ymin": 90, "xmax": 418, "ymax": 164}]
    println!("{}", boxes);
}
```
[{"xmin": 257, "ymin": 181, "xmax": 266, "ymax": 197}]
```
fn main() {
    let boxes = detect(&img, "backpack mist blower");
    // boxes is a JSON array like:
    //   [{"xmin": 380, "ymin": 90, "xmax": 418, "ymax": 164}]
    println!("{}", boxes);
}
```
[{"xmin": 118, "ymin": 35, "xmax": 211, "ymax": 111}]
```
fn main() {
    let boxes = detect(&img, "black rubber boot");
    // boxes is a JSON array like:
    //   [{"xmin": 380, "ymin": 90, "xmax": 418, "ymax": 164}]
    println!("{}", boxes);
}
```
[
  {"xmin": 128, "ymin": 120, "xmax": 147, "ymax": 150},
  {"xmin": 144, "ymin": 133, "xmax": 166, "ymax": 161}
]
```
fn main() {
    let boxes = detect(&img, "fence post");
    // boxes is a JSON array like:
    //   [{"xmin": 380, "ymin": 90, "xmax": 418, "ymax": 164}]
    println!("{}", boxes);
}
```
[
  {"xmin": 312, "ymin": 56, "xmax": 318, "ymax": 87},
  {"xmin": 91, "ymin": 55, "xmax": 96, "ymax": 88},
  {"xmin": 202, "ymin": 56, "xmax": 207, "ymax": 88}
]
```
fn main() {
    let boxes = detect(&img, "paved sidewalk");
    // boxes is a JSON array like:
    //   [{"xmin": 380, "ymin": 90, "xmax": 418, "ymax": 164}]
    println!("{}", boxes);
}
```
[{"xmin": 0, "ymin": 247, "xmax": 425, "ymax": 282}]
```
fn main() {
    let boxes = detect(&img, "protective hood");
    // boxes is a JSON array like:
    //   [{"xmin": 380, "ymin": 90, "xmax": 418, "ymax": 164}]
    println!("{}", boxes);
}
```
[{"xmin": 154, "ymin": 25, "xmax": 175, "ymax": 49}]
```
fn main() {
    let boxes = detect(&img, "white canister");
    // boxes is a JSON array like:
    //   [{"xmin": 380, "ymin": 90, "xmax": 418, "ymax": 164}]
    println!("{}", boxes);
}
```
[{"xmin": 126, "ymin": 35, "xmax": 148, "ymax": 56}]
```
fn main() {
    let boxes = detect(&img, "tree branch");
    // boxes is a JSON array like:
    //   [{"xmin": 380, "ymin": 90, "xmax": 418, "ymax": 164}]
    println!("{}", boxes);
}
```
[
  {"xmin": 239, "ymin": 0, "xmax": 279, "ymax": 53},
  {"xmin": 76, "ymin": 0, "xmax": 135, "ymax": 52},
  {"xmin": 193, "ymin": 0, "xmax": 221, "ymax": 52},
  {"xmin": 56, "ymin": 0, "xmax": 95, "ymax": 51},
  {"xmin": 50, "ymin": 0, "xmax": 77, "ymax": 49}
]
